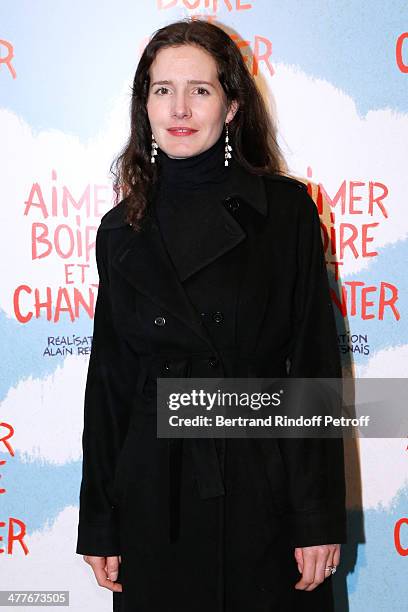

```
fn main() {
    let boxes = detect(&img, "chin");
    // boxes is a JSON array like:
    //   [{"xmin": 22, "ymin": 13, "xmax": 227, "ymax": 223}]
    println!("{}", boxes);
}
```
[{"xmin": 163, "ymin": 142, "xmax": 202, "ymax": 158}]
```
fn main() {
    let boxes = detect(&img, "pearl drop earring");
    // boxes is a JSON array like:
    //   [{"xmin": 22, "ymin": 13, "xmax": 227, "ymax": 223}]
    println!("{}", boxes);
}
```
[
  {"xmin": 225, "ymin": 122, "xmax": 232, "ymax": 166},
  {"xmin": 151, "ymin": 133, "xmax": 158, "ymax": 163}
]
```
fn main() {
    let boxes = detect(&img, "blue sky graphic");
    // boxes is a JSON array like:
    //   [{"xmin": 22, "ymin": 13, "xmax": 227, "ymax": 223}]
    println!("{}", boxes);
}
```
[{"xmin": 0, "ymin": 311, "xmax": 93, "ymax": 401}]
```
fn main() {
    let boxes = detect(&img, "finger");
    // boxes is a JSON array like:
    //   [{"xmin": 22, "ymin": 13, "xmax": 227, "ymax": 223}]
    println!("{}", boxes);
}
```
[
  {"xmin": 93, "ymin": 564, "xmax": 123, "ymax": 592},
  {"xmin": 322, "ymin": 547, "xmax": 340, "ymax": 581},
  {"xmin": 305, "ymin": 554, "xmax": 329, "ymax": 591},
  {"xmin": 294, "ymin": 548, "xmax": 304, "ymax": 574},
  {"xmin": 106, "ymin": 557, "xmax": 120, "ymax": 582},
  {"xmin": 321, "ymin": 544, "xmax": 341, "ymax": 579},
  {"xmin": 333, "ymin": 544, "xmax": 341, "ymax": 567},
  {"xmin": 294, "ymin": 553, "xmax": 317, "ymax": 590},
  {"xmin": 323, "ymin": 563, "xmax": 335, "ymax": 581}
]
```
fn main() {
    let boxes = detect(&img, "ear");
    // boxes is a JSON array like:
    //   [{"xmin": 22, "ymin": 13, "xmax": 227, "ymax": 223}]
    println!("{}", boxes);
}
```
[{"xmin": 226, "ymin": 99, "xmax": 239, "ymax": 123}]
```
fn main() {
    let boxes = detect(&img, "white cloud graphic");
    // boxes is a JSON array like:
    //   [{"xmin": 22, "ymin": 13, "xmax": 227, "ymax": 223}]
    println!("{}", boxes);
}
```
[
  {"xmin": 1, "ymin": 506, "xmax": 113, "ymax": 612},
  {"xmin": 355, "ymin": 344, "xmax": 408, "ymax": 378},
  {"xmin": 344, "ymin": 344, "xmax": 408, "ymax": 509},
  {"xmin": 0, "ymin": 355, "xmax": 87, "ymax": 464}
]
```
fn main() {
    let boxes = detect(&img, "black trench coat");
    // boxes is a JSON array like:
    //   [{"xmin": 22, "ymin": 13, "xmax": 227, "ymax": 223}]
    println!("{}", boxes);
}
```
[{"xmin": 76, "ymin": 161, "xmax": 347, "ymax": 612}]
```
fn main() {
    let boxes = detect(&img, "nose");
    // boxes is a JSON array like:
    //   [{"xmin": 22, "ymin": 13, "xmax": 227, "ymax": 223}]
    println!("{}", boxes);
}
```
[{"xmin": 171, "ymin": 91, "xmax": 191, "ymax": 119}]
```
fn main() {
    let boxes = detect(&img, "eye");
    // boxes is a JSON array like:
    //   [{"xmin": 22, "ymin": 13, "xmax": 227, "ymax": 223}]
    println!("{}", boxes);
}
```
[
  {"xmin": 195, "ymin": 87, "xmax": 210, "ymax": 95},
  {"xmin": 154, "ymin": 87, "xmax": 170, "ymax": 95}
]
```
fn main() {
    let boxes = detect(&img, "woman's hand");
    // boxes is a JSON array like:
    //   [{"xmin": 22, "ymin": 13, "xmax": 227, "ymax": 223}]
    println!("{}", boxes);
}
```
[
  {"xmin": 83, "ymin": 555, "xmax": 123, "ymax": 592},
  {"xmin": 294, "ymin": 544, "xmax": 340, "ymax": 591}
]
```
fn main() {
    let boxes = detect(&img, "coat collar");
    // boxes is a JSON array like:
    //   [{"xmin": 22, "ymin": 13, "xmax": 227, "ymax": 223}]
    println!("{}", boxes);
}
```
[
  {"xmin": 100, "ymin": 161, "xmax": 269, "ymax": 351},
  {"xmin": 100, "ymin": 160, "xmax": 268, "ymax": 231}
]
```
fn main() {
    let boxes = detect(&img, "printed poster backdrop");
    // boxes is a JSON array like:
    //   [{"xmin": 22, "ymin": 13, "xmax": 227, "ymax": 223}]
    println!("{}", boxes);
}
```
[{"xmin": 1, "ymin": 1, "xmax": 407, "ymax": 610}]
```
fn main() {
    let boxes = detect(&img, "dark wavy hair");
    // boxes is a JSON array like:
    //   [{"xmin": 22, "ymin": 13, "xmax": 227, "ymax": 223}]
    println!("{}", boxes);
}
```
[{"xmin": 111, "ymin": 18, "xmax": 286, "ymax": 231}]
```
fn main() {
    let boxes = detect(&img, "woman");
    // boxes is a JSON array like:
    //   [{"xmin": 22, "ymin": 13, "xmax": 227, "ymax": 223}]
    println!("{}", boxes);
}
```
[{"xmin": 76, "ymin": 18, "xmax": 347, "ymax": 612}]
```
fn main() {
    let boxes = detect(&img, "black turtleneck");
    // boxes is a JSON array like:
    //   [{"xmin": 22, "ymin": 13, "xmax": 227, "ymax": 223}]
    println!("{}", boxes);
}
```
[
  {"xmin": 153, "ymin": 130, "xmax": 235, "ymax": 279},
  {"xmin": 156, "ymin": 129, "xmax": 228, "ymax": 193}
]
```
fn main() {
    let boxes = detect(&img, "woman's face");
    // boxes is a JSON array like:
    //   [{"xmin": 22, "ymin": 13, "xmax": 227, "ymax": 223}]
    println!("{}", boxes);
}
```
[{"xmin": 146, "ymin": 44, "xmax": 238, "ymax": 159}]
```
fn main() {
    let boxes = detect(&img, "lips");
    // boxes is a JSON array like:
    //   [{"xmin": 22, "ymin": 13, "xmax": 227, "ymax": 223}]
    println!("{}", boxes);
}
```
[{"xmin": 167, "ymin": 127, "xmax": 198, "ymax": 136}]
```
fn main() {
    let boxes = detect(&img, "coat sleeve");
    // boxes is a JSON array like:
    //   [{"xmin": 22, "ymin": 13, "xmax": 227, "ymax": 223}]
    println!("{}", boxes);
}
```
[
  {"xmin": 76, "ymin": 226, "xmax": 136, "ymax": 556},
  {"xmin": 279, "ymin": 187, "xmax": 347, "ymax": 548}
]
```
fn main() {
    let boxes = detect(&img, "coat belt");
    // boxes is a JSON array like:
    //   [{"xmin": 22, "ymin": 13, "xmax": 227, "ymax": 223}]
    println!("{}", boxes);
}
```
[
  {"xmin": 160, "ymin": 355, "xmax": 227, "ymax": 544},
  {"xmin": 167, "ymin": 437, "xmax": 226, "ymax": 543}
]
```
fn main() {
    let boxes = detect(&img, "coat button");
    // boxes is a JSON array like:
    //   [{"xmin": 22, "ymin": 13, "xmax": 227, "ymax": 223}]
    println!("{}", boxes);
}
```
[
  {"xmin": 212, "ymin": 311, "xmax": 224, "ymax": 324},
  {"xmin": 154, "ymin": 316, "xmax": 166, "ymax": 326},
  {"xmin": 208, "ymin": 357, "xmax": 219, "ymax": 368},
  {"xmin": 163, "ymin": 361, "xmax": 170, "ymax": 372},
  {"xmin": 223, "ymin": 196, "xmax": 240, "ymax": 211},
  {"xmin": 199, "ymin": 312, "xmax": 208, "ymax": 326}
]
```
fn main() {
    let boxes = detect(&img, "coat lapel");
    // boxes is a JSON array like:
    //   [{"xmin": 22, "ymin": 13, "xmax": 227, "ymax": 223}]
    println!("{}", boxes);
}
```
[{"xmin": 100, "ymin": 162, "xmax": 269, "ymax": 349}]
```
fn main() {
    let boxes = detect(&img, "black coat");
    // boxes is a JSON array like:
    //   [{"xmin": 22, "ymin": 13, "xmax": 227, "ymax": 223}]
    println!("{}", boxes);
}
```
[{"xmin": 76, "ymin": 161, "xmax": 347, "ymax": 612}]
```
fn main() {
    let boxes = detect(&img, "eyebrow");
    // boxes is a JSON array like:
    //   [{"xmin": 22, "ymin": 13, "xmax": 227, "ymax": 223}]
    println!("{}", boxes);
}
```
[{"xmin": 150, "ymin": 79, "xmax": 215, "ymax": 88}]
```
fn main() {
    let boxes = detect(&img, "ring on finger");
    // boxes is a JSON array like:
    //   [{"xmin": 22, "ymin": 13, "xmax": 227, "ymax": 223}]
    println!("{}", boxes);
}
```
[{"xmin": 325, "ymin": 565, "xmax": 337, "ymax": 575}]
